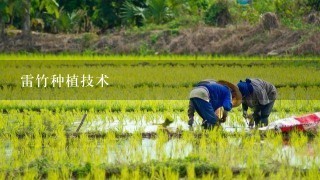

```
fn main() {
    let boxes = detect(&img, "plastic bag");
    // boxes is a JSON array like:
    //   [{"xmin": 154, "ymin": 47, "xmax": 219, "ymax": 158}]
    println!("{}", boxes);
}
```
[{"xmin": 259, "ymin": 112, "xmax": 320, "ymax": 133}]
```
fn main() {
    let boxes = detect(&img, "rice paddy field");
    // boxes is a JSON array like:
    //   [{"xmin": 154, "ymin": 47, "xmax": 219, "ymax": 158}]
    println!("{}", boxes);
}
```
[{"xmin": 0, "ymin": 54, "xmax": 320, "ymax": 179}]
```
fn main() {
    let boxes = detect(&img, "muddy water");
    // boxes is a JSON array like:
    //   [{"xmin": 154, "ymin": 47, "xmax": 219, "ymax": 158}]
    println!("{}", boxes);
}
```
[
  {"xmin": 103, "ymin": 138, "xmax": 319, "ymax": 168},
  {"xmin": 105, "ymin": 138, "xmax": 193, "ymax": 164},
  {"xmin": 275, "ymin": 145, "xmax": 319, "ymax": 169},
  {"xmin": 3, "ymin": 115, "xmax": 318, "ymax": 169},
  {"xmin": 68, "ymin": 115, "xmax": 320, "ymax": 168},
  {"xmin": 77, "ymin": 116, "xmax": 251, "ymax": 134}
]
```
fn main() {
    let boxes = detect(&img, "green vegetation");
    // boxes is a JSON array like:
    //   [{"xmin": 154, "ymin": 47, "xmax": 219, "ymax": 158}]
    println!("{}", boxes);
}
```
[
  {"xmin": 1, "ymin": 55, "xmax": 320, "ymax": 100},
  {"xmin": 0, "ymin": 55, "xmax": 320, "ymax": 178},
  {"xmin": 0, "ymin": 0, "xmax": 319, "ymax": 40},
  {"xmin": 204, "ymin": 1, "xmax": 231, "ymax": 27},
  {"xmin": 0, "ymin": 100, "xmax": 319, "ymax": 178}
]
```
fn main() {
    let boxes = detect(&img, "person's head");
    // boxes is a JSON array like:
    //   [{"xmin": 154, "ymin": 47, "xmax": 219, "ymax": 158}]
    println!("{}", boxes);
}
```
[
  {"xmin": 217, "ymin": 80, "xmax": 242, "ymax": 107},
  {"xmin": 237, "ymin": 79, "xmax": 254, "ymax": 97}
]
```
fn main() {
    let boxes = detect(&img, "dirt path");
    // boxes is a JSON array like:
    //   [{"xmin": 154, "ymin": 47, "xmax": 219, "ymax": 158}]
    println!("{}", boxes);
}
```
[{"xmin": 1, "ymin": 25, "xmax": 319, "ymax": 55}]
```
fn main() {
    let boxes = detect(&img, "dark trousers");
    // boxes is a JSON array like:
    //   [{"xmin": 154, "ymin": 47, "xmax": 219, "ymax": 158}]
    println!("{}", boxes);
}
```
[
  {"xmin": 190, "ymin": 98, "xmax": 217, "ymax": 128},
  {"xmin": 253, "ymin": 101, "xmax": 275, "ymax": 127}
]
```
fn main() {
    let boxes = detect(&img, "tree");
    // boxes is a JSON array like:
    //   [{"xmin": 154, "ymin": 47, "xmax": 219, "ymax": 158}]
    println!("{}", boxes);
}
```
[
  {"xmin": 0, "ymin": 0, "xmax": 23, "ymax": 39},
  {"xmin": 307, "ymin": 0, "xmax": 320, "ymax": 11},
  {"xmin": 120, "ymin": 1, "xmax": 146, "ymax": 26},
  {"xmin": 92, "ymin": 0, "xmax": 125, "ymax": 31},
  {"xmin": 22, "ymin": 0, "xmax": 31, "ymax": 38},
  {"xmin": 39, "ymin": 0, "xmax": 59, "ymax": 18},
  {"xmin": 0, "ymin": 0, "xmax": 9, "ymax": 39},
  {"xmin": 19, "ymin": 0, "xmax": 59, "ymax": 38},
  {"xmin": 146, "ymin": 0, "xmax": 171, "ymax": 24}
]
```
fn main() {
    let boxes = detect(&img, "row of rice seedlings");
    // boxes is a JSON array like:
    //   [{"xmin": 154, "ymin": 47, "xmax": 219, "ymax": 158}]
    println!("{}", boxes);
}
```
[
  {"xmin": 2, "ymin": 65, "xmax": 320, "ymax": 91},
  {"xmin": 1, "ymin": 100, "xmax": 320, "ymax": 136},
  {"xmin": 2, "ymin": 99, "xmax": 320, "ymax": 114},
  {"xmin": 1, "ymin": 86, "xmax": 319, "ymax": 101},
  {"xmin": 0, "ymin": 100, "xmax": 187, "ymax": 113},
  {"xmin": 0, "ymin": 127, "xmax": 319, "ymax": 178},
  {"xmin": 1, "ymin": 59, "xmax": 320, "ymax": 101}
]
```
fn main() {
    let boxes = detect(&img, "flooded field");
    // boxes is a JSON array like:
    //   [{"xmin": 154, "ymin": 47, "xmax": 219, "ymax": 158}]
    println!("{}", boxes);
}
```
[
  {"xmin": 0, "ymin": 103, "xmax": 319, "ymax": 178},
  {"xmin": 1, "ymin": 55, "xmax": 320, "ymax": 178}
]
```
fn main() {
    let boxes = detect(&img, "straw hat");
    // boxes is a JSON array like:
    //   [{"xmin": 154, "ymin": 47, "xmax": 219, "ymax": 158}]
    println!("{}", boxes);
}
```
[{"xmin": 217, "ymin": 80, "xmax": 242, "ymax": 107}]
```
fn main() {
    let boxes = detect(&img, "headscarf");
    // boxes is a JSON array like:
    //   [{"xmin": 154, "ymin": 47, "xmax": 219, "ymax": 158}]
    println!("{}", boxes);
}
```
[{"xmin": 237, "ymin": 79, "xmax": 253, "ymax": 97}]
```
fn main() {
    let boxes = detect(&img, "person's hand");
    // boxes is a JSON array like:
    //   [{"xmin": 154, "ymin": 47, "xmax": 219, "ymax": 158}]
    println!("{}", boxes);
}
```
[
  {"xmin": 242, "ymin": 111, "xmax": 248, "ymax": 118},
  {"xmin": 220, "ymin": 110, "xmax": 228, "ymax": 123},
  {"xmin": 215, "ymin": 107, "xmax": 224, "ymax": 119},
  {"xmin": 188, "ymin": 118, "xmax": 194, "ymax": 126},
  {"xmin": 246, "ymin": 114, "xmax": 254, "ymax": 128},
  {"xmin": 249, "ymin": 119, "xmax": 254, "ymax": 128},
  {"xmin": 218, "ymin": 117, "xmax": 226, "ymax": 123}
]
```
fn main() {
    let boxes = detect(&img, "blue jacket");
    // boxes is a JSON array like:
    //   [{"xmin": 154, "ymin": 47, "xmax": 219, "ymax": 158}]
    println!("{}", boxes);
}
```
[{"xmin": 200, "ymin": 83, "xmax": 232, "ymax": 111}]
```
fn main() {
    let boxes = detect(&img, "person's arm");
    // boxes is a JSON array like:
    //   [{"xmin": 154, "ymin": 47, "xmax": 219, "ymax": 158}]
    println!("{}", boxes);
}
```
[
  {"xmin": 222, "ymin": 91, "xmax": 232, "ymax": 111},
  {"xmin": 188, "ymin": 100, "xmax": 195, "ymax": 126},
  {"xmin": 242, "ymin": 101, "xmax": 248, "ymax": 111},
  {"xmin": 220, "ymin": 110, "xmax": 228, "ymax": 123},
  {"xmin": 242, "ymin": 101, "xmax": 249, "ymax": 118}
]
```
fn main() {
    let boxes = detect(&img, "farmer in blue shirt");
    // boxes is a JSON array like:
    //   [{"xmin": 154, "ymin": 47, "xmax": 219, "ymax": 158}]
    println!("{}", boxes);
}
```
[{"xmin": 188, "ymin": 79, "xmax": 242, "ymax": 129}]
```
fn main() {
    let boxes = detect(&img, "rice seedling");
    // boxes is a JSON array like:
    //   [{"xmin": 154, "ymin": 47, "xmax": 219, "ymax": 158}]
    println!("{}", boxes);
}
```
[{"xmin": 0, "ymin": 54, "xmax": 320, "ymax": 178}]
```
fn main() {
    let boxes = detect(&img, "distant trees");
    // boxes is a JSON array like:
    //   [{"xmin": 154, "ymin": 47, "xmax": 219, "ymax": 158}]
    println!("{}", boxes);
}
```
[
  {"xmin": 0, "ymin": 0, "xmax": 8, "ymax": 39},
  {"xmin": 0, "ymin": 0, "xmax": 17, "ymax": 39},
  {"xmin": 120, "ymin": 0, "xmax": 209, "ymax": 26},
  {"xmin": 0, "ymin": 0, "xmax": 59, "ymax": 39},
  {"xmin": 92, "ymin": 0, "xmax": 125, "ymax": 31},
  {"xmin": 120, "ymin": 1, "xmax": 146, "ymax": 26},
  {"xmin": 0, "ymin": 0, "xmax": 209, "ymax": 34},
  {"xmin": 0, "ymin": 0, "xmax": 319, "ymax": 35},
  {"xmin": 308, "ymin": 0, "xmax": 320, "ymax": 11}
]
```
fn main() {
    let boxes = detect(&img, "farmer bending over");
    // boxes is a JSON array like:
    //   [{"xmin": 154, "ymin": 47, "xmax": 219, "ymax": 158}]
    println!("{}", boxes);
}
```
[
  {"xmin": 237, "ymin": 78, "xmax": 277, "ymax": 127},
  {"xmin": 188, "ymin": 79, "xmax": 242, "ymax": 129}
]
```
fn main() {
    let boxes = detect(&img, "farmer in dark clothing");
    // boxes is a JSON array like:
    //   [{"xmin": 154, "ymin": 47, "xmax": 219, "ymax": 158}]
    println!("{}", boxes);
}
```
[
  {"xmin": 188, "ymin": 79, "xmax": 242, "ymax": 129},
  {"xmin": 237, "ymin": 78, "xmax": 277, "ymax": 127}
]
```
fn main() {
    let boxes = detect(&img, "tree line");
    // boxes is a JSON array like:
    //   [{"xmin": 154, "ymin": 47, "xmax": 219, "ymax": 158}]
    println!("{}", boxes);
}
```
[
  {"xmin": 0, "ymin": 0, "xmax": 319, "ymax": 39},
  {"xmin": 0, "ymin": 0, "xmax": 208, "ymax": 38}
]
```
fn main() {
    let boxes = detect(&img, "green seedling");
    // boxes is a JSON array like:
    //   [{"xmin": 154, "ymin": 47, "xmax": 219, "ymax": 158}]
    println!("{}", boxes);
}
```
[{"xmin": 162, "ymin": 114, "xmax": 174, "ymax": 128}]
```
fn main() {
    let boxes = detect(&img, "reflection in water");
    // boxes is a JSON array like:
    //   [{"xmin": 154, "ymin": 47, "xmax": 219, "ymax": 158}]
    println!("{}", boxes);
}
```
[
  {"xmin": 275, "ymin": 144, "xmax": 319, "ymax": 168},
  {"xmin": 68, "ymin": 115, "xmax": 320, "ymax": 168},
  {"xmin": 79, "ymin": 115, "xmax": 251, "ymax": 133},
  {"xmin": 106, "ymin": 138, "xmax": 193, "ymax": 164},
  {"xmin": 2, "ymin": 115, "xmax": 319, "ymax": 169},
  {"xmin": 3, "ymin": 137, "xmax": 319, "ymax": 169}
]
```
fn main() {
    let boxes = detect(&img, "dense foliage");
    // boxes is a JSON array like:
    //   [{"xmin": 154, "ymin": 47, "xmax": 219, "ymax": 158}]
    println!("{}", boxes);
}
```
[
  {"xmin": 204, "ymin": 1, "xmax": 231, "ymax": 27},
  {"xmin": 0, "ymin": 0, "xmax": 319, "ymax": 38}
]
